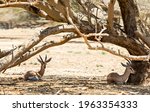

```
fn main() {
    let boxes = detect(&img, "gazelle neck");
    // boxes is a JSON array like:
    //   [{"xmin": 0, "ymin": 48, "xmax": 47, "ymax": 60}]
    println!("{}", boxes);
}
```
[
  {"xmin": 121, "ymin": 67, "xmax": 131, "ymax": 81},
  {"xmin": 38, "ymin": 65, "xmax": 46, "ymax": 77}
]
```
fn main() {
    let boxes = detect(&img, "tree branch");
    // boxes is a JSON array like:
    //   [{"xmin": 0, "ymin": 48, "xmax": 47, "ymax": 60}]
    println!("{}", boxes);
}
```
[
  {"xmin": 0, "ymin": 49, "xmax": 13, "ymax": 58},
  {"xmin": 33, "ymin": 1, "xmax": 68, "ymax": 22},
  {"xmin": 66, "ymin": 3, "xmax": 150, "ymax": 61},
  {"xmin": 8, "ymin": 33, "xmax": 78, "ymax": 69},
  {"xmin": 89, "ymin": 45, "xmax": 150, "ymax": 61},
  {"xmin": 0, "ymin": 2, "xmax": 50, "ymax": 19},
  {"xmin": 0, "ymin": 24, "xmax": 76, "ymax": 72},
  {"xmin": 135, "ymin": 31, "xmax": 150, "ymax": 49}
]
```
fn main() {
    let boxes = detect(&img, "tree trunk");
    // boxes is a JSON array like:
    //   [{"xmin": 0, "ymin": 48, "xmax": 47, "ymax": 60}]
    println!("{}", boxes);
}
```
[
  {"xmin": 127, "ymin": 61, "xmax": 150, "ymax": 85},
  {"xmin": 117, "ymin": 0, "xmax": 150, "ymax": 84},
  {"xmin": 117, "ymin": 0, "xmax": 139, "ymax": 37}
]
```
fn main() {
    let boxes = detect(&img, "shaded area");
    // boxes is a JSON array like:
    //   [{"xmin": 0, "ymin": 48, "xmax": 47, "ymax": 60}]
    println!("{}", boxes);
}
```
[{"xmin": 0, "ymin": 75, "xmax": 150, "ymax": 95}]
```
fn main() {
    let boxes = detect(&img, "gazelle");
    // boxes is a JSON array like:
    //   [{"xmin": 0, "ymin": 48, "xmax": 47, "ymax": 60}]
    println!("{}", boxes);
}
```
[
  {"xmin": 24, "ymin": 55, "xmax": 52, "ymax": 81},
  {"xmin": 107, "ymin": 61, "xmax": 135, "ymax": 84}
]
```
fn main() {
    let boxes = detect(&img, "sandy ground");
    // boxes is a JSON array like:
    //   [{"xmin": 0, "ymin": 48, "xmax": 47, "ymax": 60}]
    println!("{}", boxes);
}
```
[
  {"xmin": 0, "ymin": 27, "xmax": 150, "ymax": 95},
  {"xmin": 0, "ymin": 28, "xmax": 126, "ymax": 77}
]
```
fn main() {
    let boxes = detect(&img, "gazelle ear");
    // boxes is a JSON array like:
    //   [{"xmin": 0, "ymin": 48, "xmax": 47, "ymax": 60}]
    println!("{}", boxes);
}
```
[{"xmin": 121, "ymin": 62, "xmax": 127, "ymax": 67}]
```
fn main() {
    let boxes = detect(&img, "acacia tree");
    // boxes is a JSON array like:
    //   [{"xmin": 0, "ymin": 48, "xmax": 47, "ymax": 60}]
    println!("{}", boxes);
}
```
[{"xmin": 0, "ymin": 0, "xmax": 149, "ymax": 85}]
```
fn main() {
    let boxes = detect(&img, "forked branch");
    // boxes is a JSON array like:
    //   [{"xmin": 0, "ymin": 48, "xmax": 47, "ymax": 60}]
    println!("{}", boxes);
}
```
[
  {"xmin": 134, "ymin": 31, "xmax": 150, "ymax": 49},
  {"xmin": 0, "ymin": 24, "xmax": 76, "ymax": 72},
  {"xmin": 0, "ymin": 2, "xmax": 49, "ymax": 19},
  {"xmin": 66, "ymin": 5, "xmax": 150, "ymax": 61},
  {"xmin": 9, "ymin": 33, "xmax": 78, "ymax": 69},
  {"xmin": 0, "ymin": 0, "xmax": 77, "ymax": 23}
]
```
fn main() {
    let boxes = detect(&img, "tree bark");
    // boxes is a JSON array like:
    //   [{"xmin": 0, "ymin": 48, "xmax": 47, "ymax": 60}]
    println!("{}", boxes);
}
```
[{"xmin": 117, "ymin": 0, "xmax": 139, "ymax": 37}]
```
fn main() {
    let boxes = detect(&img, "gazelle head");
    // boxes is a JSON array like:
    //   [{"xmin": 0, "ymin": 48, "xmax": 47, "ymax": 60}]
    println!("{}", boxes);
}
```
[
  {"xmin": 37, "ymin": 55, "xmax": 52, "ymax": 68},
  {"xmin": 121, "ymin": 60, "xmax": 135, "ymax": 74}
]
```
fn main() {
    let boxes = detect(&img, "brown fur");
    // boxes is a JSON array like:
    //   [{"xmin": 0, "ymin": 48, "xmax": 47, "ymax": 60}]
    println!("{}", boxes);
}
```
[
  {"xmin": 107, "ymin": 62, "xmax": 135, "ymax": 84},
  {"xmin": 24, "ymin": 55, "xmax": 51, "ymax": 81}
]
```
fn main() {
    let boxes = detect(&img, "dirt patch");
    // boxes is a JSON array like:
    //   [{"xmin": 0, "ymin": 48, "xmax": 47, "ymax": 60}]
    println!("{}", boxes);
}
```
[{"xmin": 0, "ymin": 75, "xmax": 150, "ymax": 95}]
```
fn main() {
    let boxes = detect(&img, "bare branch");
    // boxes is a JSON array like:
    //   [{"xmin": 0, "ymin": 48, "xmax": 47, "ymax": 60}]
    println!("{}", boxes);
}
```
[
  {"xmin": 0, "ymin": 2, "xmax": 49, "ymax": 19},
  {"xmin": 65, "ymin": 2, "xmax": 150, "ymax": 61},
  {"xmin": 89, "ymin": 45, "xmax": 150, "ymax": 61},
  {"xmin": 0, "ymin": 1, "xmax": 75, "ymax": 22},
  {"xmin": 76, "ymin": 0, "xmax": 104, "ymax": 24},
  {"xmin": 66, "ymin": 5, "xmax": 93, "ymax": 48},
  {"xmin": 8, "ymin": 33, "xmax": 78, "ymax": 69},
  {"xmin": 0, "ymin": 24, "xmax": 76, "ymax": 72},
  {"xmin": 47, "ymin": 0, "xmax": 77, "ymax": 23},
  {"xmin": 135, "ymin": 31, "xmax": 150, "ymax": 49},
  {"xmin": 89, "ymin": 29, "xmax": 150, "ymax": 61},
  {"xmin": 33, "ymin": 1, "xmax": 68, "ymax": 22},
  {"xmin": 0, "ymin": 49, "xmax": 13, "ymax": 58}
]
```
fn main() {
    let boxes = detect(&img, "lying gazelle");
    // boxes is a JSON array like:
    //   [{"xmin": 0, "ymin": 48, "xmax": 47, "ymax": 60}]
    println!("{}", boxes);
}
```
[
  {"xmin": 24, "ymin": 55, "xmax": 52, "ymax": 81},
  {"xmin": 107, "ymin": 61, "xmax": 135, "ymax": 84}
]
